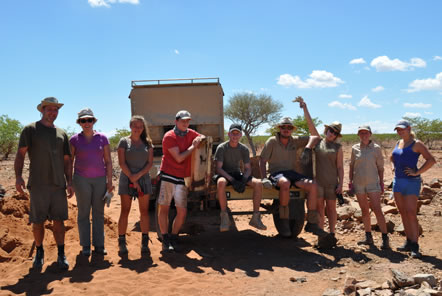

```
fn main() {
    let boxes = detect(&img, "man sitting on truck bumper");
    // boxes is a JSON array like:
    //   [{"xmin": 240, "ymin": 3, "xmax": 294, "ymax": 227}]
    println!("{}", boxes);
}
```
[
  {"xmin": 214, "ymin": 123, "xmax": 266, "ymax": 232},
  {"xmin": 259, "ymin": 117, "xmax": 327, "ymax": 239},
  {"xmin": 157, "ymin": 110, "xmax": 204, "ymax": 252}
]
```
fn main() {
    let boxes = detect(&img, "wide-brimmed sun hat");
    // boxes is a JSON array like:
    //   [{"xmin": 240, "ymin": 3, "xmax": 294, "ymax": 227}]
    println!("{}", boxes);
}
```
[
  {"xmin": 278, "ymin": 117, "xmax": 294, "ymax": 127},
  {"xmin": 37, "ymin": 97, "xmax": 63, "ymax": 112},
  {"xmin": 76, "ymin": 108, "xmax": 97, "ymax": 123},
  {"xmin": 324, "ymin": 121, "xmax": 342, "ymax": 137}
]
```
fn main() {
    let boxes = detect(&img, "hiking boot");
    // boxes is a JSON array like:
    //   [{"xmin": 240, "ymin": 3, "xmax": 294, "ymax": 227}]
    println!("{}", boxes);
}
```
[
  {"xmin": 381, "ymin": 235, "xmax": 390, "ymax": 250},
  {"xmin": 94, "ymin": 246, "xmax": 107, "ymax": 255},
  {"xmin": 249, "ymin": 212, "xmax": 267, "ymax": 230},
  {"xmin": 141, "ymin": 234, "xmax": 150, "ymax": 254},
  {"xmin": 82, "ymin": 246, "xmax": 91, "ymax": 257},
  {"xmin": 118, "ymin": 236, "xmax": 128, "ymax": 254},
  {"xmin": 357, "ymin": 233, "xmax": 374, "ymax": 246},
  {"xmin": 410, "ymin": 242, "xmax": 422, "ymax": 258},
  {"xmin": 33, "ymin": 247, "xmax": 44, "ymax": 269},
  {"xmin": 304, "ymin": 222, "xmax": 327, "ymax": 237},
  {"xmin": 220, "ymin": 211, "xmax": 231, "ymax": 232},
  {"xmin": 317, "ymin": 233, "xmax": 338, "ymax": 249},
  {"xmin": 57, "ymin": 254, "xmax": 69, "ymax": 270},
  {"xmin": 162, "ymin": 234, "xmax": 174, "ymax": 253},
  {"xmin": 396, "ymin": 239, "xmax": 412, "ymax": 252},
  {"xmin": 279, "ymin": 219, "xmax": 292, "ymax": 237},
  {"xmin": 169, "ymin": 234, "xmax": 180, "ymax": 252}
]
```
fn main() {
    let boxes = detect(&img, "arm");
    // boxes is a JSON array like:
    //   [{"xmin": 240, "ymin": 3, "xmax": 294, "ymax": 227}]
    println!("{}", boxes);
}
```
[
  {"xmin": 216, "ymin": 160, "xmax": 234, "ymax": 182},
  {"xmin": 405, "ymin": 141, "xmax": 437, "ymax": 176},
  {"xmin": 14, "ymin": 147, "xmax": 28, "ymax": 194},
  {"xmin": 103, "ymin": 144, "xmax": 114, "ymax": 192},
  {"xmin": 132, "ymin": 147, "xmax": 154, "ymax": 182},
  {"xmin": 168, "ymin": 135, "xmax": 203, "ymax": 163},
  {"xmin": 299, "ymin": 99, "xmax": 320, "ymax": 136},
  {"xmin": 64, "ymin": 155, "xmax": 73, "ymax": 198},
  {"xmin": 336, "ymin": 146, "xmax": 344, "ymax": 194},
  {"xmin": 349, "ymin": 147, "xmax": 355, "ymax": 190},
  {"xmin": 118, "ymin": 147, "xmax": 137, "ymax": 184},
  {"xmin": 243, "ymin": 162, "xmax": 252, "ymax": 180},
  {"xmin": 259, "ymin": 158, "xmax": 268, "ymax": 179},
  {"xmin": 376, "ymin": 146, "xmax": 385, "ymax": 193}
]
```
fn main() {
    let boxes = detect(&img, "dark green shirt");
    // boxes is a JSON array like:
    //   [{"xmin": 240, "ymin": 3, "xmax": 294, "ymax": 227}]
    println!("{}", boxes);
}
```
[
  {"xmin": 214, "ymin": 141, "xmax": 250, "ymax": 174},
  {"xmin": 18, "ymin": 121, "xmax": 71, "ymax": 188}
]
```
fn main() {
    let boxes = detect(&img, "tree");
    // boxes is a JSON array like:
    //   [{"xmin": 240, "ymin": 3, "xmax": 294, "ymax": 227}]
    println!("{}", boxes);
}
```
[
  {"xmin": 109, "ymin": 128, "xmax": 131, "ymax": 150},
  {"xmin": 403, "ymin": 117, "xmax": 442, "ymax": 148},
  {"xmin": 267, "ymin": 115, "xmax": 323, "ymax": 136},
  {"xmin": 0, "ymin": 115, "xmax": 23, "ymax": 160},
  {"xmin": 225, "ymin": 93, "xmax": 282, "ymax": 156}
]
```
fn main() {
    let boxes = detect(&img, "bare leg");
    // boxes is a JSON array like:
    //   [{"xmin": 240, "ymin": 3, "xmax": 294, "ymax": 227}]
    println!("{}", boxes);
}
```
[
  {"xmin": 356, "ymin": 193, "xmax": 371, "ymax": 232},
  {"xmin": 52, "ymin": 220, "xmax": 65, "ymax": 245},
  {"xmin": 250, "ymin": 178, "xmax": 263, "ymax": 212},
  {"xmin": 32, "ymin": 223, "xmax": 45, "ymax": 246},
  {"xmin": 368, "ymin": 192, "xmax": 387, "ymax": 233},
  {"xmin": 138, "ymin": 194, "xmax": 150, "ymax": 234},
  {"xmin": 316, "ymin": 197, "xmax": 325, "ymax": 229},
  {"xmin": 216, "ymin": 178, "xmax": 228, "ymax": 212},
  {"xmin": 118, "ymin": 195, "xmax": 132, "ymax": 235},
  {"xmin": 325, "ymin": 199, "xmax": 337, "ymax": 233},
  {"xmin": 158, "ymin": 204, "xmax": 170, "ymax": 234},
  {"xmin": 172, "ymin": 207, "xmax": 187, "ymax": 235}
]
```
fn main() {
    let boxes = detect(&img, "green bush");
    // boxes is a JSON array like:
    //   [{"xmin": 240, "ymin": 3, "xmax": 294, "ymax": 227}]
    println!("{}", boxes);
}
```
[
  {"xmin": 109, "ymin": 128, "xmax": 131, "ymax": 150},
  {"xmin": 0, "ymin": 115, "xmax": 23, "ymax": 160}
]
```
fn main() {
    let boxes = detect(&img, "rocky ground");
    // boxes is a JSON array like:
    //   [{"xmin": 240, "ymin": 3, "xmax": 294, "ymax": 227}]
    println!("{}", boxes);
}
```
[{"xmin": 0, "ymin": 143, "xmax": 441, "ymax": 296}]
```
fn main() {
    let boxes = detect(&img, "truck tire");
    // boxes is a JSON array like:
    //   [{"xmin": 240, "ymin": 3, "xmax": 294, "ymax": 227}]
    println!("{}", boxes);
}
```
[{"xmin": 272, "ymin": 199, "xmax": 305, "ymax": 238}]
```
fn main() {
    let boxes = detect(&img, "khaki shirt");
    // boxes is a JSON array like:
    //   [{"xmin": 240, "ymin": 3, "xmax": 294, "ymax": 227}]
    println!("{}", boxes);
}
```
[
  {"xmin": 315, "ymin": 139, "xmax": 341, "ymax": 188},
  {"xmin": 350, "ymin": 141, "xmax": 384, "ymax": 186},
  {"xmin": 18, "ymin": 121, "xmax": 71, "ymax": 189},
  {"xmin": 260, "ymin": 134, "xmax": 309, "ymax": 174}
]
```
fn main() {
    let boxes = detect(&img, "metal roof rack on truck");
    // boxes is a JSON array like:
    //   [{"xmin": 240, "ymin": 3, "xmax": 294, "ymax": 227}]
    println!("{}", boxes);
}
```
[{"xmin": 131, "ymin": 77, "xmax": 220, "ymax": 88}]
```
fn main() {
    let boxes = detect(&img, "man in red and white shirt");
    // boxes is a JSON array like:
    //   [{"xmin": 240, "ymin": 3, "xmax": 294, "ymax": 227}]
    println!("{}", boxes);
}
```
[{"xmin": 158, "ymin": 110, "xmax": 204, "ymax": 252}]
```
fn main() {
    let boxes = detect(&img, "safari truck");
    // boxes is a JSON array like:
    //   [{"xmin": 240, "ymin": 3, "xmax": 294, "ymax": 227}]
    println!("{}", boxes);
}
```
[{"xmin": 128, "ymin": 78, "xmax": 309, "ymax": 238}]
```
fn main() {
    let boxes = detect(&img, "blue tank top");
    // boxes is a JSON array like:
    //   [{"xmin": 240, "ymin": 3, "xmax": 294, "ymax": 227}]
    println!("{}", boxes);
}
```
[{"xmin": 392, "ymin": 140, "xmax": 420, "ymax": 179}]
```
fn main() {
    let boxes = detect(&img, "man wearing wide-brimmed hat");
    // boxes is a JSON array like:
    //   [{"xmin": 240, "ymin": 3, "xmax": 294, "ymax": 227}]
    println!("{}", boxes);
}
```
[
  {"xmin": 15, "ymin": 97, "xmax": 73, "ymax": 270},
  {"xmin": 260, "ymin": 99, "xmax": 332, "ymax": 243}
]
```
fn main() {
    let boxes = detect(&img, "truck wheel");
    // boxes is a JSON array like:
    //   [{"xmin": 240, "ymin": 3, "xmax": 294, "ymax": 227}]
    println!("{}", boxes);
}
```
[
  {"xmin": 272, "ymin": 199, "xmax": 305, "ymax": 238},
  {"xmin": 154, "ymin": 197, "xmax": 177, "ymax": 242}
]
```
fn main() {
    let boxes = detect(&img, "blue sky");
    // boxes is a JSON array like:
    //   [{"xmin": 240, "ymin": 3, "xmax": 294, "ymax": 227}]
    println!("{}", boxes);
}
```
[{"xmin": 1, "ymin": 0, "xmax": 441, "ymax": 135}]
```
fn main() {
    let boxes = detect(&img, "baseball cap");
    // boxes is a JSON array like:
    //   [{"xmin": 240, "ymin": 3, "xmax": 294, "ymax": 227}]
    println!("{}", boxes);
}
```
[
  {"xmin": 394, "ymin": 120, "xmax": 410, "ymax": 130},
  {"xmin": 358, "ymin": 125, "xmax": 372, "ymax": 133},
  {"xmin": 176, "ymin": 110, "xmax": 192, "ymax": 120},
  {"xmin": 229, "ymin": 123, "xmax": 242, "ymax": 132}
]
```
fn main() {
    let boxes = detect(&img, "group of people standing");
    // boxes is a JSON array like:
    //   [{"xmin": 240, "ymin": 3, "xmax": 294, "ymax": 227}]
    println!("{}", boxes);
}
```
[{"xmin": 14, "ymin": 96, "xmax": 436, "ymax": 270}]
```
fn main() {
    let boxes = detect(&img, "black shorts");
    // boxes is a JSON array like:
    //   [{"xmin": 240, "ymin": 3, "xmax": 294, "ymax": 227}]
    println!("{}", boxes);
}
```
[
  {"xmin": 269, "ymin": 170, "xmax": 310, "ymax": 189},
  {"xmin": 212, "ymin": 172, "xmax": 252, "ymax": 185}
]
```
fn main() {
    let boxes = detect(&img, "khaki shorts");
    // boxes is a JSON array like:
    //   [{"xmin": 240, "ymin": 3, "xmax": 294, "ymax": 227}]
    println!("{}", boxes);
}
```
[
  {"xmin": 158, "ymin": 180, "xmax": 188, "ymax": 208},
  {"xmin": 353, "ymin": 182, "xmax": 381, "ymax": 195},
  {"xmin": 29, "ymin": 186, "xmax": 68, "ymax": 224},
  {"xmin": 317, "ymin": 185, "xmax": 337, "ymax": 200}
]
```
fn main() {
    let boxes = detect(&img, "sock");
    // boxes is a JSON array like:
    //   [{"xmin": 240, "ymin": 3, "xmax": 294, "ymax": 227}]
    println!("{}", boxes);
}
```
[
  {"xmin": 36, "ymin": 245, "xmax": 43, "ymax": 252},
  {"xmin": 57, "ymin": 244, "xmax": 65, "ymax": 256},
  {"xmin": 365, "ymin": 232, "xmax": 372, "ymax": 238},
  {"xmin": 382, "ymin": 233, "xmax": 388, "ymax": 239}
]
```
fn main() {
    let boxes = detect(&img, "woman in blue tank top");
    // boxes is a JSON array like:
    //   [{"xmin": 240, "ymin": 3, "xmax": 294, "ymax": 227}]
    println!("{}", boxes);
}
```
[{"xmin": 391, "ymin": 120, "xmax": 436, "ymax": 258}]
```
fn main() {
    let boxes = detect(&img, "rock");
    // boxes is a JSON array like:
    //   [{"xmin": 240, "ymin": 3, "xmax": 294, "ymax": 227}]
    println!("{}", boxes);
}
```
[
  {"xmin": 386, "ymin": 220, "xmax": 395, "ymax": 233},
  {"xmin": 418, "ymin": 199, "xmax": 432, "ymax": 206},
  {"xmin": 342, "ymin": 220, "xmax": 355, "ymax": 230},
  {"xmin": 358, "ymin": 288, "xmax": 372, "ymax": 296},
  {"xmin": 356, "ymin": 280, "xmax": 381, "ymax": 290},
  {"xmin": 428, "ymin": 178, "xmax": 441, "ymax": 188},
  {"xmin": 386, "ymin": 199, "xmax": 396, "ymax": 206},
  {"xmin": 344, "ymin": 276, "xmax": 358, "ymax": 294},
  {"xmin": 434, "ymin": 211, "xmax": 441, "ymax": 217},
  {"xmin": 413, "ymin": 274, "xmax": 437, "ymax": 287},
  {"xmin": 383, "ymin": 205, "xmax": 399, "ymax": 214},
  {"xmin": 395, "ymin": 224, "xmax": 423, "ymax": 236},
  {"xmin": 374, "ymin": 290, "xmax": 393, "ymax": 296},
  {"xmin": 391, "ymin": 269, "xmax": 414, "ymax": 288},
  {"xmin": 322, "ymin": 288, "xmax": 342, "ymax": 296},
  {"xmin": 421, "ymin": 186, "xmax": 436, "ymax": 199},
  {"xmin": 331, "ymin": 277, "xmax": 340, "ymax": 281},
  {"xmin": 337, "ymin": 206, "xmax": 356, "ymax": 220},
  {"xmin": 354, "ymin": 209, "xmax": 363, "ymax": 222}
]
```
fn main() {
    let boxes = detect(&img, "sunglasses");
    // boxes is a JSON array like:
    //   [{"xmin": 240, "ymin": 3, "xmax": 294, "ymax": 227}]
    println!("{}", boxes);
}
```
[
  {"xmin": 329, "ymin": 128, "xmax": 339, "ymax": 136},
  {"xmin": 280, "ymin": 125, "xmax": 294, "ymax": 130},
  {"xmin": 79, "ymin": 118, "xmax": 95, "ymax": 124}
]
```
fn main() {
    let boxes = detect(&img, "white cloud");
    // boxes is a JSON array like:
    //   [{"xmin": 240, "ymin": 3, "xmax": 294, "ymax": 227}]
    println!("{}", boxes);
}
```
[
  {"xmin": 174, "ymin": 49, "xmax": 180, "ymax": 55},
  {"xmin": 277, "ymin": 71, "xmax": 344, "ymax": 88},
  {"xmin": 371, "ymin": 86, "xmax": 384, "ymax": 92},
  {"xmin": 328, "ymin": 101, "xmax": 356, "ymax": 110},
  {"xmin": 349, "ymin": 58, "xmax": 366, "ymax": 65},
  {"xmin": 88, "ymin": 0, "xmax": 139, "ymax": 7},
  {"xmin": 433, "ymin": 56, "xmax": 442, "ymax": 61},
  {"xmin": 407, "ymin": 72, "xmax": 442, "ymax": 93},
  {"xmin": 358, "ymin": 96, "xmax": 381, "ymax": 108},
  {"xmin": 339, "ymin": 94, "xmax": 352, "ymax": 99},
  {"xmin": 404, "ymin": 112, "xmax": 421, "ymax": 118},
  {"xmin": 403, "ymin": 102, "xmax": 432, "ymax": 108},
  {"xmin": 370, "ymin": 56, "xmax": 426, "ymax": 72},
  {"xmin": 424, "ymin": 111, "xmax": 433, "ymax": 115}
]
